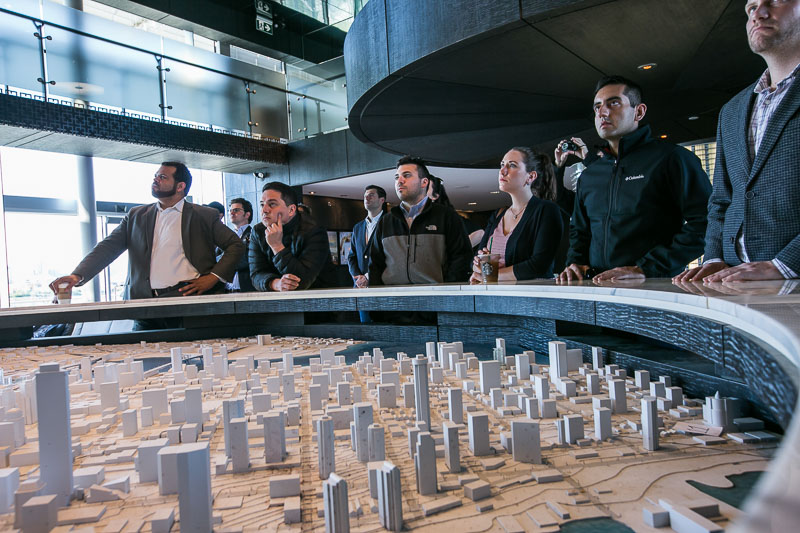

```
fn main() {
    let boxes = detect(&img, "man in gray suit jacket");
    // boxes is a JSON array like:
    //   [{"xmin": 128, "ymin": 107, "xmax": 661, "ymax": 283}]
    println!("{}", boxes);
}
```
[
  {"xmin": 675, "ymin": 0, "xmax": 800, "ymax": 282},
  {"xmin": 50, "ymin": 162, "xmax": 244, "ymax": 300}
]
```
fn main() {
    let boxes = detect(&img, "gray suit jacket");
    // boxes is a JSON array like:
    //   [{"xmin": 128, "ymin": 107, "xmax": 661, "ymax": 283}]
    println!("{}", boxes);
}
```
[
  {"xmin": 72, "ymin": 201, "xmax": 245, "ymax": 299},
  {"xmin": 705, "ymin": 76, "xmax": 800, "ymax": 274}
]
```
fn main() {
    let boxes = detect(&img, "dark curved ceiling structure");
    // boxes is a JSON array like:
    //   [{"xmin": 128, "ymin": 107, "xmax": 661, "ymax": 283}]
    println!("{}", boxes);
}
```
[{"xmin": 344, "ymin": 0, "xmax": 764, "ymax": 167}]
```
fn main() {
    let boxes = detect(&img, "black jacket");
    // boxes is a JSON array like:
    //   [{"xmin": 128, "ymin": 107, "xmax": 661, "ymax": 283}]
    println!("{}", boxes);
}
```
[
  {"xmin": 477, "ymin": 197, "xmax": 564, "ymax": 279},
  {"xmin": 567, "ymin": 125, "xmax": 711, "ymax": 277},
  {"xmin": 249, "ymin": 213, "xmax": 338, "ymax": 291},
  {"xmin": 369, "ymin": 199, "xmax": 472, "ymax": 285}
]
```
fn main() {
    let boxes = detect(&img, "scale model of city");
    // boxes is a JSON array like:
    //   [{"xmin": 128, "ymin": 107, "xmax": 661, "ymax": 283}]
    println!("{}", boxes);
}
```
[{"xmin": 0, "ymin": 334, "xmax": 779, "ymax": 532}]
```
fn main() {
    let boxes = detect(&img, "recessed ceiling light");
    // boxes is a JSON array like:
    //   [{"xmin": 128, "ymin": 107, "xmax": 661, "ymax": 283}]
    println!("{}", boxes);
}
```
[
  {"xmin": 688, "ymin": 116, "xmax": 699, "ymax": 121},
  {"xmin": 309, "ymin": 191, "xmax": 315, "ymax": 195},
  {"xmin": 489, "ymin": 191, "xmax": 500, "ymax": 194},
  {"xmin": 467, "ymin": 202, "xmax": 477, "ymax": 206},
  {"xmin": 637, "ymin": 63, "xmax": 657, "ymax": 71}
]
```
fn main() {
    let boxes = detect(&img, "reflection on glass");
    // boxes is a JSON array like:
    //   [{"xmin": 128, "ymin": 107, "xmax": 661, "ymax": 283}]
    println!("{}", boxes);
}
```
[
  {"xmin": 0, "ymin": 12, "xmax": 44, "ymax": 94},
  {"xmin": 45, "ymin": 24, "xmax": 161, "ymax": 115},
  {"xmin": 164, "ymin": 59, "xmax": 250, "ymax": 132},
  {"xmin": 249, "ymin": 82, "xmax": 290, "ymax": 139}
]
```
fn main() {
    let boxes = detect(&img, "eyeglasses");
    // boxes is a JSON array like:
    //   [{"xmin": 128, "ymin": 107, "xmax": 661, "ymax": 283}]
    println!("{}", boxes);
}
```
[{"xmin": 229, "ymin": 208, "xmax": 244, "ymax": 214}]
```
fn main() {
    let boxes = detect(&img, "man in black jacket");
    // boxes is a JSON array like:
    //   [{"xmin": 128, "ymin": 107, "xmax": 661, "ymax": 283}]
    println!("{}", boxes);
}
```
[
  {"xmin": 368, "ymin": 156, "xmax": 472, "ymax": 285},
  {"xmin": 249, "ymin": 182, "xmax": 337, "ymax": 291},
  {"xmin": 558, "ymin": 76, "xmax": 712, "ymax": 282}
]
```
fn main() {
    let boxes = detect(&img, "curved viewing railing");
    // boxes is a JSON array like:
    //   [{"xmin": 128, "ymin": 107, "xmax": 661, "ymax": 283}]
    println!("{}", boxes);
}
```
[{"xmin": 0, "ymin": 280, "xmax": 797, "ymax": 531}]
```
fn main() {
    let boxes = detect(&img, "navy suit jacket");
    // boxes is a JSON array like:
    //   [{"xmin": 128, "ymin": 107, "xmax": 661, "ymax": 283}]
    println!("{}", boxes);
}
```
[
  {"xmin": 705, "ymin": 76, "xmax": 800, "ymax": 274},
  {"xmin": 347, "ymin": 217, "xmax": 374, "ymax": 282}
]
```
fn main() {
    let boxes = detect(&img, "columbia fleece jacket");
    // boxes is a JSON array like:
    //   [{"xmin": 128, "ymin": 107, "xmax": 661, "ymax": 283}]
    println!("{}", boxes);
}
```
[{"xmin": 567, "ymin": 125, "xmax": 712, "ymax": 277}]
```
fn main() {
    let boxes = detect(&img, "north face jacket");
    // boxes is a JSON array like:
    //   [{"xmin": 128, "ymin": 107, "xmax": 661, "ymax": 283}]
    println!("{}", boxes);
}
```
[{"xmin": 368, "ymin": 199, "xmax": 472, "ymax": 285}]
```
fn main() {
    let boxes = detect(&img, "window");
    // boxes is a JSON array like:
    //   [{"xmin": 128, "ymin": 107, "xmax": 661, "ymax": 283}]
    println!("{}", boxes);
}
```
[
  {"xmin": 0, "ymin": 148, "xmax": 78, "ymax": 199},
  {"xmin": 4, "ymin": 212, "xmax": 90, "ymax": 307},
  {"xmin": 1, "ymin": 147, "xmax": 226, "ymax": 307}
]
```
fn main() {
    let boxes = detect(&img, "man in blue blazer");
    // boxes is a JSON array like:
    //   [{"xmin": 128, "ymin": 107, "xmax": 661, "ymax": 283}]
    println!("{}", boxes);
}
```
[
  {"xmin": 676, "ymin": 0, "xmax": 800, "ymax": 282},
  {"xmin": 348, "ymin": 185, "xmax": 387, "ymax": 322}
]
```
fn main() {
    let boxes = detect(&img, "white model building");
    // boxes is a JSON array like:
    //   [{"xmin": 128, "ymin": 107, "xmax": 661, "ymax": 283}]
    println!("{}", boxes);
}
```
[
  {"xmin": 35, "ymin": 363, "xmax": 73, "ymax": 506},
  {"xmin": 413, "ymin": 356, "xmax": 431, "ymax": 428},
  {"xmin": 317, "ymin": 415, "xmax": 335, "ymax": 479},
  {"xmin": 377, "ymin": 461, "xmax": 403, "ymax": 531},
  {"xmin": 323, "ymin": 473, "xmax": 350, "ymax": 533},
  {"xmin": 642, "ymin": 396, "xmax": 659, "ymax": 451}
]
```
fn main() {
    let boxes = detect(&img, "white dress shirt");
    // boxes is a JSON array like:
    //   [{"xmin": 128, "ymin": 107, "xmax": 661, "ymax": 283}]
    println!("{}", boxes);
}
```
[
  {"xmin": 149, "ymin": 198, "xmax": 200, "ymax": 289},
  {"xmin": 365, "ymin": 211, "xmax": 383, "ymax": 244}
]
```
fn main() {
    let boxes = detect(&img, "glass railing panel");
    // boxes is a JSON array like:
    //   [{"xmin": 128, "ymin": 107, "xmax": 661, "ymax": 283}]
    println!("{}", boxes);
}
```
[
  {"xmin": 286, "ymin": 67, "xmax": 347, "ymax": 139},
  {"xmin": 0, "ymin": 11, "xmax": 47, "ymax": 93},
  {"xmin": 162, "ymin": 59, "xmax": 250, "ymax": 133},
  {"xmin": 44, "ymin": 24, "xmax": 162, "ymax": 115},
  {"xmin": 249, "ymin": 82, "xmax": 291, "ymax": 140}
]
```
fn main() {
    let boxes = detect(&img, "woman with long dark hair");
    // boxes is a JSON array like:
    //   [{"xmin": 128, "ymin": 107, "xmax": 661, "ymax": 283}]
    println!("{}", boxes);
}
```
[{"xmin": 470, "ymin": 147, "xmax": 564, "ymax": 282}]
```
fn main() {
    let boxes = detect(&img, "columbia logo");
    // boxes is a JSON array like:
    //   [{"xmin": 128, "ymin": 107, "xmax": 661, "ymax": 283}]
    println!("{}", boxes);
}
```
[
  {"xmin": 625, "ymin": 174, "xmax": 645, "ymax": 181},
  {"xmin": 426, "ymin": 225, "xmax": 437, "ymax": 231}
]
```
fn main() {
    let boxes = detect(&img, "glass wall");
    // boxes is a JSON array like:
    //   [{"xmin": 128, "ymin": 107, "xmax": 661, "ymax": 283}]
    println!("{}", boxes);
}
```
[
  {"xmin": 286, "ymin": 65, "xmax": 348, "ymax": 139},
  {"xmin": 0, "ymin": 2, "xmax": 290, "ymax": 140},
  {"xmin": 280, "ymin": 0, "xmax": 369, "ymax": 31},
  {"xmin": 0, "ymin": 147, "xmax": 225, "ymax": 308}
]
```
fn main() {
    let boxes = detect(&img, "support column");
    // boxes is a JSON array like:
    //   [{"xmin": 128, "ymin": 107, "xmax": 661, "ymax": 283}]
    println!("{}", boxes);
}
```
[{"xmin": 76, "ymin": 155, "xmax": 99, "ymax": 302}]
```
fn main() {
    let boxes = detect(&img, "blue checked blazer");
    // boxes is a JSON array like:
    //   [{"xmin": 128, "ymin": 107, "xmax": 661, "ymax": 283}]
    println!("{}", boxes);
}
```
[{"xmin": 705, "ymin": 76, "xmax": 800, "ymax": 274}]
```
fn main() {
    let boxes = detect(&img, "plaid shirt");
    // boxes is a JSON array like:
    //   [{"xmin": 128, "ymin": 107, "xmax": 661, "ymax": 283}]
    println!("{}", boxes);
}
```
[{"xmin": 748, "ymin": 62, "xmax": 800, "ymax": 159}]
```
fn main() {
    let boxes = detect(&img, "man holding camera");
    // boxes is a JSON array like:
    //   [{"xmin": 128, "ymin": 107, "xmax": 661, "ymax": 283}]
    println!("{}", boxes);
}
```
[{"xmin": 558, "ymin": 75, "xmax": 712, "ymax": 282}]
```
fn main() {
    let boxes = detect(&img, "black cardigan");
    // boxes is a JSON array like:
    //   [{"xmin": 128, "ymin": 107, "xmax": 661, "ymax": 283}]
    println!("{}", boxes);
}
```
[{"xmin": 477, "ymin": 196, "xmax": 564, "ymax": 279}]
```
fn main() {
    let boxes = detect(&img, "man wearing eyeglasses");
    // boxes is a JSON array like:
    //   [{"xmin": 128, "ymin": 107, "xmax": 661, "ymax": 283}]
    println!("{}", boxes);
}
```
[
  {"xmin": 50, "ymin": 162, "xmax": 244, "ymax": 310},
  {"xmin": 226, "ymin": 198, "xmax": 255, "ymax": 292}
]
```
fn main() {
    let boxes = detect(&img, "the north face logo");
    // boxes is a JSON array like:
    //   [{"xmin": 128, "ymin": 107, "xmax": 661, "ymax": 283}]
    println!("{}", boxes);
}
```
[{"xmin": 426, "ymin": 225, "xmax": 437, "ymax": 231}]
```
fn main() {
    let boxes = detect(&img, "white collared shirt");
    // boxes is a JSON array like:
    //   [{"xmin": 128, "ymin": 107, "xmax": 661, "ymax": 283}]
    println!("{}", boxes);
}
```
[
  {"xmin": 400, "ymin": 196, "xmax": 428, "ymax": 228},
  {"xmin": 365, "ymin": 211, "xmax": 383, "ymax": 244},
  {"xmin": 150, "ymin": 198, "xmax": 200, "ymax": 289}
]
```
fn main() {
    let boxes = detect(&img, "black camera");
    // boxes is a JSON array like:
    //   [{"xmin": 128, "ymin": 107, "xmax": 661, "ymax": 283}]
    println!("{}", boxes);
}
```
[{"xmin": 560, "ymin": 141, "xmax": 579, "ymax": 152}]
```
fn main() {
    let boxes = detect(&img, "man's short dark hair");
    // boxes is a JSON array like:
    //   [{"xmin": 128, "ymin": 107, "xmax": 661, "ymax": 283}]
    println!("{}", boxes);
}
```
[
  {"xmin": 365, "ymin": 184, "xmax": 388, "ymax": 212},
  {"xmin": 161, "ymin": 161, "xmax": 192, "ymax": 195},
  {"xmin": 230, "ymin": 197, "xmax": 253, "ymax": 223},
  {"xmin": 397, "ymin": 155, "xmax": 431, "ymax": 181},
  {"xmin": 594, "ymin": 75, "xmax": 643, "ymax": 107},
  {"xmin": 207, "ymin": 201, "xmax": 225, "ymax": 217},
  {"xmin": 262, "ymin": 181, "xmax": 298, "ymax": 207}
]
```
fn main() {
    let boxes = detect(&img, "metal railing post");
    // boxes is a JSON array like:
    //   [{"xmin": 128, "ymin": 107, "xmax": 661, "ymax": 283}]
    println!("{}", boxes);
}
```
[{"xmin": 33, "ymin": 21, "xmax": 55, "ymax": 99}]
